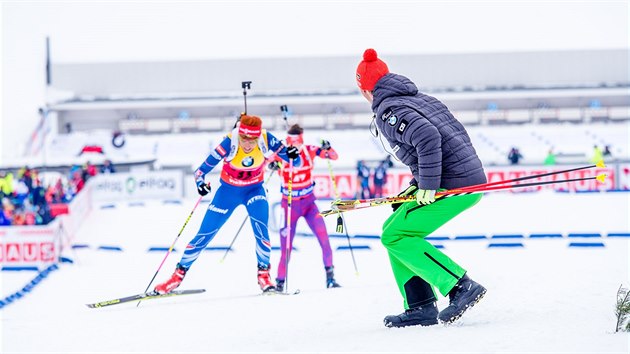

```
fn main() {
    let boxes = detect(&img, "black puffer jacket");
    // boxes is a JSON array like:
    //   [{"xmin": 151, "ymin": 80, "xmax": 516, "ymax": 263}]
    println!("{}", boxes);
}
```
[{"xmin": 371, "ymin": 73, "xmax": 486, "ymax": 190}]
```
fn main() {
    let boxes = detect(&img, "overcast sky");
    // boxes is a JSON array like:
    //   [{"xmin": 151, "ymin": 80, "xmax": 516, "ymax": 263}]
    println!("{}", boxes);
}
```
[
  {"xmin": 1, "ymin": 0, "xmax": 628, "ymax": 162},
  {"xmin": 5, "ymin": 1, "xmax": 629, "ymax": 62}
]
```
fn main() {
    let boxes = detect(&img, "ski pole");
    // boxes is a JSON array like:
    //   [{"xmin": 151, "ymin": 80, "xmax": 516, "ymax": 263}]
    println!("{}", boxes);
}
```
[
  {"xmin": 283, "ymin": 157, "xmax": 294, "ymax": 293},
  {"xmin": 323, "ymin": 149, "xmax": 343, "ymax": 233},
  {"xmin": 280, "ymin": 105, "xmax": 290, "ymax": 129},
  {"xmin": 138, "ymin": 195, "xmax": 203, "ymax": 305},
  {"xmin": 325, "ymin": 152, "xmax": 359, "ymax": 275},
  {"xmin": 338, "ymin": 212, "xmax": 359, "ymax": 275},
  {"xmin": 328, "ymin": 164, "xmax": 605, "ymax": 209},
  {"xmin": 241, "ymin": 81, "xmax": 252, "ymax": 115},
  {"xmin": 455, "ymin": 161, "xmax": 606, "ymax": 192},
  {"xmin": 321, "ymin": 174, "xmax": 607, "ymax": 216},
  {"xmin": 442, "ymin": 173, "xmax": 607, "ymax": 195},
  {"xmin": 219, "ymin": 172, "xmax": 276, "ymax": 263},
  {"xmin": 218, "ymin": 216, "xmax": 249, "ymax": 264}
]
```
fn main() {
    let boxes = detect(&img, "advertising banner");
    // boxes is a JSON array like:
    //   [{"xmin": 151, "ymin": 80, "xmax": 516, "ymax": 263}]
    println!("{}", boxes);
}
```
[
  {"xmin": 0, "ymin": 227, "xmax": 59, "ymax": 269},
  {"xmin": 91, "ymin": 170, "xmax": 183, "ymax": 202},
  {"xmin": 311, "ymin": 164, "xmax": 619, "ymax": 199},
  {"xmin": 618, "ymin": 163, "xmax": 630, "ymax": 190}
]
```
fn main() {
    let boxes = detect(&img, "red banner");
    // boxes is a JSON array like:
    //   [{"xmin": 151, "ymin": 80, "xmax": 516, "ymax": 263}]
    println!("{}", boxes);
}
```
[
  {"xmin": 0, "ymin": 226, "xmax": 59, "ymax": 267},
  {"xmin": 312, "ymin": 166, "xmax": 619, "ymax": 199},
  {"xmin": 0, "ymin": 242, "xmax": 56, "ymax": 263},
  {"xmin": 619, "ymin": 163, "xmax": 630, "ymax": 190}
]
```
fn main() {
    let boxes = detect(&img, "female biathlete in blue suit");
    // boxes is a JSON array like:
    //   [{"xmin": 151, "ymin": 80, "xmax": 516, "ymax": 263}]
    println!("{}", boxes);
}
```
[{"xmin": 154, "ymin": 115, "xmax": 300, "ymax": 294}]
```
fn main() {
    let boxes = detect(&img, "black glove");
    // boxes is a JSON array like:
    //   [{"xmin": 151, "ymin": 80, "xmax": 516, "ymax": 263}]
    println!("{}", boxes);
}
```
[
  {"xmin": 268, "ymin": 161, "xmax": 281, "ymax": 171},
  {"xmin": 196, "ymin": 181, "xmax": 211, "ymax": 196},
  {"xmin": 320, "ymin": 140, "xmax": 331, "ymax": 150},
  {"xmin": 286, "ymin": 146, "xmax": 300, "ymax": 160},
  {"xmin": 392, "ymin": 184, "xmax": 418, "ymax": 212}
]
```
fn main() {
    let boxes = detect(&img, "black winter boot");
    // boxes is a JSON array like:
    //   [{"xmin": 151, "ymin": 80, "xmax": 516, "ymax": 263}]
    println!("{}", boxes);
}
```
[
  {"xmin": 384, "ymin": 302, "xmax": 439, "ymax": 328},
  {"xmin": 438, "ymin": 274, "xmax": 487, "ymax": 324},
  {"xmin": 325, "ymin": 266, "xmax": 341, "ymax": 288}
]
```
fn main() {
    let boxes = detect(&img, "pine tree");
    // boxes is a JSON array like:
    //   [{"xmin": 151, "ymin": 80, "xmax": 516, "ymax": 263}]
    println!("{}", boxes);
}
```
[{"xmin": 615, "ymin": 284, "xmax": 630, "ymax": 333}]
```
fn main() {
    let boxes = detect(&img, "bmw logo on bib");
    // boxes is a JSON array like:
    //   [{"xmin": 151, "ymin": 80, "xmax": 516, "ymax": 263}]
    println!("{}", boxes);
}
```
[
  {"xmin": 388, "ymin": 115, "xmax": 398, "ymax": 126},
  {"xmin": 242, "ymin": 156, "xmax": 254, "ymax": 167}
]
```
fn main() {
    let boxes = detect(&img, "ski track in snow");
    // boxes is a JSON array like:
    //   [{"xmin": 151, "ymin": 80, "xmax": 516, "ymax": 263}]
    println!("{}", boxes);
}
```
[{"xmin": 2, "ymin": 192, "xmax": 629, "ymax": 353}]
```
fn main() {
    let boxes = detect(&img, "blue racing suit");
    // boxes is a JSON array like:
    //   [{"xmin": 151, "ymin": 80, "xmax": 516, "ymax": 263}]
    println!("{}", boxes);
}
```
[{"xmin": 179, "ymin": 129, "xmax": 298, "ymax": 269}]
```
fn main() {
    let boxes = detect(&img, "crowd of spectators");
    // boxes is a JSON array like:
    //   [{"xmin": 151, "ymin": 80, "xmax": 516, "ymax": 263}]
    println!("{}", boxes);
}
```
[{"xmin": 0, "ymin": 160, "xmax": 113, "ymax": 226}]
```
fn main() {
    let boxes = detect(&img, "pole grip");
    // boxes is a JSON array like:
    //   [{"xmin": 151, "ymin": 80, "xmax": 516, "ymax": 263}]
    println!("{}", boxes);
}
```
[{"xmin": 336, "ymin": 215, "xmax": 344, "ymax": 233}]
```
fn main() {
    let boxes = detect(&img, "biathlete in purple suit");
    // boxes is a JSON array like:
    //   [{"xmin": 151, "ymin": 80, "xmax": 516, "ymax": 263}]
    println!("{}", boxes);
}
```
[{"xmin": 268, "ymin": 124, "xmax": 341, "ymax": 291}]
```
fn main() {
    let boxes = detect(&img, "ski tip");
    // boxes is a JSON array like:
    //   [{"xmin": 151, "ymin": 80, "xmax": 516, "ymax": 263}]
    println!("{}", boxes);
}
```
[
  {"xmin": 595, "ymin": 160, "xmax": 606, "ymax": 168},
  {"xmin": 596, "ymin": 173, "xmax": 607, "ymax": 183}
]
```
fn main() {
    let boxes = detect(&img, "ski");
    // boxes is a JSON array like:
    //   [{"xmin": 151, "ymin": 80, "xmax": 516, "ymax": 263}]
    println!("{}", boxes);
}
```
[
  {"xmin": 319, "ymin": 196, "xmax": 414, "ymax": 216},
  {"xmin": 320, "ymin": 173, "xmax": 607, "ymax": 217},
  {"xmin": 86, "ymin": 289, "xmax": 206, "ymax": 308},
  {"xmin": 262, "ymin": 289, "xmax": 301, "ymax": 296}
]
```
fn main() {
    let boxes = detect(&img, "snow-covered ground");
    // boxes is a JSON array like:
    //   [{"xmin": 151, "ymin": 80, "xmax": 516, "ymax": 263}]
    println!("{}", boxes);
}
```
[{"xmin": 2, "ymin": 191, "xmax": 629, "ymax": 353}]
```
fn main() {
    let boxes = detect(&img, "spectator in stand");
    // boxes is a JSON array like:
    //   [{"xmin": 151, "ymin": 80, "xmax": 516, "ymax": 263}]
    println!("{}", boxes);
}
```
[
  {"xmin": 30, "ymin": 177, "xmax": 46, "ymax": 207},
  {"xmin": 70, "ymin": 165, "xmax": 81, "ymax": 178},
  {"xmin": 0, "ymin": 171, "xmax": 14, "ymax": 198},
  {"xmin": 372, "ymin": 159, "xmax": 389, "ymax": 198},
  {"xmin": 357, "ymin": 160, "xmax": 371, "ymax": 198},
  {"xmin": 100, "ymin": 159, "xmax": 116, "ymax": 174},
  {"xmin": 71, "ymin": 170, "xmax": 85, "ymax": 194},
  {"xmin": 2, "ymin": 197, "xmax": 14, "ymax": 221},
  {"xmin": 17, "ymin": 166, "xmax": 34, "ymax": 190},
  {"xmin": 591, "ymin": 145, "xmax": 603, "ymax": 164},
  {"xmin": 0, "ymin": 203, "xmax": 11, "ymax": 226},
  {"xmin": 82, "ymin": 161, "xmax": 98, "ymax": 181},
  {"xmin": 603, "ymin": 145, "xmax": 612, "ymax": 158},
  {"xmin": 508, "ymin": 147, "xmax": 523, "ymax": 165},
  {"xmin": 12, "ymin": 207, "xmax": 26, "ymax": 225},
  {"xmin": 14, "ymin": 178, "xmax": 30, "ymax": 206},
  {"xmin": 47, "ymin": 178, "xmax": 64, "ymax": 204},
  {"xmin": 37, "ymin": 202, "xmax": 53, "ymax": 225},
  {"xmin": 544, "ymin": 149, "xmax": 556, "ymax": 166},
  {"xmin": 23, "ymin": 200, "xmax": 38, "ymax": 225}
]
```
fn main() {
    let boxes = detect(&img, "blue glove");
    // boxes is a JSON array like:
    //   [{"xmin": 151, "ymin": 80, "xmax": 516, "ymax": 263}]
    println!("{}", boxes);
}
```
[
  {"xmin": 286, "ymin": 146, "xmax": 300, "ymax": 160},
  {"xmin": 196, "ymin": 181, "xmax": 211, "ymax": 196},
  {"xmin": 416, "ymin": 189, "xmax": 436, "ymax": 205},
  {"xmin": 391, "ymin": 184, "xmax": 418, "ymax": 212},
  {"xmin": 320, "ymin": 140, "xmax": 331, "ymax": 150}
]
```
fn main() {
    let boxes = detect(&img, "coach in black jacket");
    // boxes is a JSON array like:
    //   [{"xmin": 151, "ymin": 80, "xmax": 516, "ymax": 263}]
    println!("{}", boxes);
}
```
[{"xmin": 356, "ymin": 48, "xmax": 488, "ymax": 328}]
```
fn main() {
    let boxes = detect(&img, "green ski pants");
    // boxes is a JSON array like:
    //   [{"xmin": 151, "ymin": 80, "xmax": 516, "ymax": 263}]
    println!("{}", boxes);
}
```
[{"xmin": 381, "ymin": 193, "xmax": 482, "ymax": 309}]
